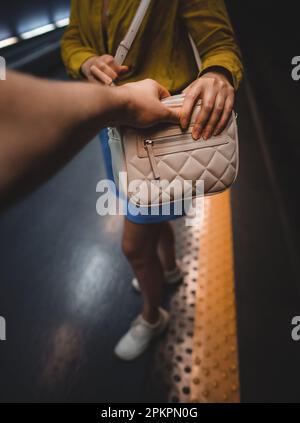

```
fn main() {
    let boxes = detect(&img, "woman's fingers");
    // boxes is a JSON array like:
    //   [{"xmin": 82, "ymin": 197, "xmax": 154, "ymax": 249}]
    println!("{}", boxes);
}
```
[
  {"xmin": 82, "ymin": 55, "xmax": 130, "ymax": 86},
  {"xmin": 213, "ymin": 96, "xmax": 235, "ymax": 136},
  {"xmin": 180, "ymin": 85, "xmax": 201, "ymax": 129},
  {"xmin": 192, "ymin": 88, "xmax": 217, "ymax": 140},
  {"xmin": 97, "ymin": 62, "xmax": 119, "ymax": 81},
  {"xmin": 201, "ymin": 92, "xmax": 226, "ymax": 140},
  {"xmin": 90, "ymin": 65, "xmax": 113, "ymax": 85},
  {"xmin": 180, "ymin": 72, "xmax": 235, "ymax": 139},
  {"xmin": 81, "ymin": 55, "xmax": 130, "ymax": 83},
  {"xmin": 101, "ymin": 55, "xmax": 129, "ymax": 77}
]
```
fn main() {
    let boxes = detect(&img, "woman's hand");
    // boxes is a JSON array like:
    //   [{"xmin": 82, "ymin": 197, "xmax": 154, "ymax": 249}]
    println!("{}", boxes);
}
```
[
  {"xmin": 117, "ymin": 79, "xmax": 180, "ymax": 128},
  {"xmin": 180, "ymin": 71, "xmax": 235, "ymax": 140},
  {"xmin": 81, "ymin": 55, "xmax": 129, "ymax": 85}
]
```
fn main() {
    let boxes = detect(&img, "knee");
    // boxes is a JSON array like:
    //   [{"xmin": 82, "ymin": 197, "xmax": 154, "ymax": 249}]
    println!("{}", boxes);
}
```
[
  {"xmin": 122, "ymin": 238, "xmax": 153, "ymax": 266},
  {"xmin": 122, "ymin": 238, "xmax": 141, "ymax": 262}
]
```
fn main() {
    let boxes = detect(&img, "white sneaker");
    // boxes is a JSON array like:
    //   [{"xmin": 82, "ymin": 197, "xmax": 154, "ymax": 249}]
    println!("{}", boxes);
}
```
[
  {"xmin": 114, "ymin": 307, "xmax": 169, "ymax": 361},
  {"xmin": 132, "ymin": 261, "xmax": 183, "ymax": 292}
]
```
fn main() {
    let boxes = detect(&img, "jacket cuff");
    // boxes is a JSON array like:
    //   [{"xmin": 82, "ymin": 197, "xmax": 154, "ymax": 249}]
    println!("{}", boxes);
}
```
[
  {"xmin": 198, "ymin": 66, "xmax": 234, "ymax": 88},
  {"xmin": 199, "ymin": 53, "xmax": 243, "ymax": 91}
]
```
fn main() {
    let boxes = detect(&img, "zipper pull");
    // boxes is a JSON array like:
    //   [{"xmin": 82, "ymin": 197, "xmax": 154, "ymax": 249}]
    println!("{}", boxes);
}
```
[{"xmin": 145, "ymin": 140, "xmax": 160, "ymax": 180}]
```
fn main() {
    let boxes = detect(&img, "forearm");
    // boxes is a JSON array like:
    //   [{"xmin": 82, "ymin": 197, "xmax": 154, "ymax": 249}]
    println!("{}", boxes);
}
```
[
  {"xmin": 0, "ymin": 71, "xmax": 126, "ymax": 202},
  {"xmin": 0, "ymin": 72, "xmax": 178, "ymax": 208}
]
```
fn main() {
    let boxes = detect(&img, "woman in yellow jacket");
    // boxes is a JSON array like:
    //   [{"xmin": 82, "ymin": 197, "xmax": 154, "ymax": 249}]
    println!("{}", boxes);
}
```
[{"xmin": 61, "ymin": 0, "xmax": 243, "ymax": 361}]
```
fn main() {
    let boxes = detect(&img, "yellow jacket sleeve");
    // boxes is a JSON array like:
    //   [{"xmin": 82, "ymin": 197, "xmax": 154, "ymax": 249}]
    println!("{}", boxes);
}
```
[
  {"xmin": 179, "ymin": 0, "xmax": 243, "ymax": 90},
  {"xmin": 60, "ymin": 0, "xmax": 98, "ymax": 79}
]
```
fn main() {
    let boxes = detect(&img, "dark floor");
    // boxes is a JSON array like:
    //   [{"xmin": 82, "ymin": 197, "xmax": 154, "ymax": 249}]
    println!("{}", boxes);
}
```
[{"xmin": 0, "ymin": 136, "xmax": 154, "ymax": 402}]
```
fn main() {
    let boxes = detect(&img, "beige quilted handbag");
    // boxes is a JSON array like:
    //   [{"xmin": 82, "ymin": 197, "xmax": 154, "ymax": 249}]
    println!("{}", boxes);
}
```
[{"xmin": 108, "ymin": 0, "xmax": 239, "ymax": 207}]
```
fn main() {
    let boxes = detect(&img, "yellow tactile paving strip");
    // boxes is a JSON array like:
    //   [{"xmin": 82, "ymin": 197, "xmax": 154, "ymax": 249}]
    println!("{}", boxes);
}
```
[{"xmin": 190, "ymin": 191, "xmax": 240, "ymax": 403}]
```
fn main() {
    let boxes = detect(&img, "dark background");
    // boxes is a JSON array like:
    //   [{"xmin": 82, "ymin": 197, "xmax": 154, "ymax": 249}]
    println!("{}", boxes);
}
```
[{"xmin": 227, "ymin": 0, "xmax": 300, "ymax": 259}]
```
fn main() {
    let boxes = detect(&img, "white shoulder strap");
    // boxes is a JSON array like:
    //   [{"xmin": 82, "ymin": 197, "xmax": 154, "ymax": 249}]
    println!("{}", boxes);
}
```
[
  {"xmin": 115, "ymin": 0, "xmax": 152, "ymax": 65},
  {"xmin": 188, "ymin": 33, "xmax": 202, "ymax": 71},
  {"xmin": 114, "ymin": 0, "xmax": 202, "ymax": 72}
]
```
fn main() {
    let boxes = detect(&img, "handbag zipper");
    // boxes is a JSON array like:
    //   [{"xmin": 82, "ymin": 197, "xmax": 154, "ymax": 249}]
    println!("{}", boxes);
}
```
[{"xmin": 145, "ymin": 140, "xmax": 160, "ymax": 180}]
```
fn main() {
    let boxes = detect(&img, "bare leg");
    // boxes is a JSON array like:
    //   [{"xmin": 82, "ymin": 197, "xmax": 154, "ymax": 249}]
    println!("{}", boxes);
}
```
[
  {"xmin": 158, "ymin": 222, "xmax": 177, "ymax": 272},
  {"xmin": 122, "ymin": 218, "xmax": 164, "ymax": 324}
]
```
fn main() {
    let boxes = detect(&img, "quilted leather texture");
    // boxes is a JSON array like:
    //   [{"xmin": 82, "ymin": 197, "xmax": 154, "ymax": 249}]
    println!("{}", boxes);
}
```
[{"xmin": 109, "ymin": 101, "xmax": 239, "ymax": 207}]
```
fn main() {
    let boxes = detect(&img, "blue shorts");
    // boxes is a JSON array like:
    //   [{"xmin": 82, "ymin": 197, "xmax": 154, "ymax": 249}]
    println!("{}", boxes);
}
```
[{"xmin": 99, "ymin": 129, "xmax": 185, "ymax": 224}]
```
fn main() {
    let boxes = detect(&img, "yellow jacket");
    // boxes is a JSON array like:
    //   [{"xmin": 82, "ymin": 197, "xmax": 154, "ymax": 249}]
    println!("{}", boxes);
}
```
[{"xmin": 61, "ymin": 0, "xmax": 243, "ymax": 92}]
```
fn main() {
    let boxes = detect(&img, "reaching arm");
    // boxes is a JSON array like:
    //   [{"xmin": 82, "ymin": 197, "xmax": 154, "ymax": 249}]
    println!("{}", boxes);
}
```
[{"xmin": 0, "ymin": 72, "xmax": 178, "ymax": 207}]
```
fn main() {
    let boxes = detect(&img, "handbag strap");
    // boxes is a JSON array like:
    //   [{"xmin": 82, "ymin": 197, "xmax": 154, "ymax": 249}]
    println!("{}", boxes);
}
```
[
  {"xmin": 188, "ymin": 33, "xmax": 202, "ymax": 71},
  {"xmin": 115, "ymin": 0, "xmax": 152, "ymax": 65},
  {"xmin": 114, "ymin": 0, "xmax": 202, "ymax": 71}
]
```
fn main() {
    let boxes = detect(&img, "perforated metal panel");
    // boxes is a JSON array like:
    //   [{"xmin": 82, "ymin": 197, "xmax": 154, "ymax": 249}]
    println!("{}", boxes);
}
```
[
  {"xmin": 153, "ymin": 215, "xmax": 200, "ymax": 402},
  {"xmin": 152, "ymin": 191, "xmax": 240, "ymax": 403}
]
